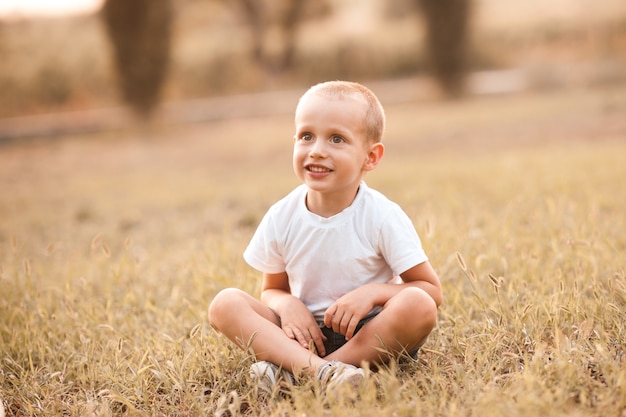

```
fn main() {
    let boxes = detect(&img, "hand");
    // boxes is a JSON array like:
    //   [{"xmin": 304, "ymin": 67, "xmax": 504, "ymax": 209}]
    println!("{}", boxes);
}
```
[
  {"xmin": 323, "ymin": 286, "xmax": 377, "ymax": 340},
  {"xmin": 277, "ymin": 295, "xmax": 327, "ymax": 356}
]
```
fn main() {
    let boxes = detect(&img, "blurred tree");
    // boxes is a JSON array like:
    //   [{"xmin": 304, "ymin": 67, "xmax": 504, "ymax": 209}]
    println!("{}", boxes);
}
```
[
  {"xmin": 233, "ymin": 0, "xmax": 330, "ymax": 74},
  {"xmin": 418, "ymin": 0, "xmax": 471, "ymax": 97},
  {"xmin": 102, "ymin": 0, "xmax": 172, "ymax": 117}
]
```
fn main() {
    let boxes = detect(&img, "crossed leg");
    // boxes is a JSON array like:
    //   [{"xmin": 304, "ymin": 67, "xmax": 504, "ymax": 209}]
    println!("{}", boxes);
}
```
[
  {"xmin": 324, "ymin": 287, "xmax": 437, "ymax": 366},
  {"xmin": 208, "ymin": 286, "xmax": 437, "ymax": 373},
  {"xmin": 208, "ymin": 288, "xmax": 327, "ymax": 376}
]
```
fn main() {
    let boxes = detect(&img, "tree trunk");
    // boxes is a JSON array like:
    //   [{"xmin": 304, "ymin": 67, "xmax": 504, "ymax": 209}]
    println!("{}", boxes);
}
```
[
  {"xmin": 419, "ymin": 0, "xmax": 471, "ymax": 97},
  {"xmin": 102, "ymin": 0, "xmax": 172, "ymax": 117}
]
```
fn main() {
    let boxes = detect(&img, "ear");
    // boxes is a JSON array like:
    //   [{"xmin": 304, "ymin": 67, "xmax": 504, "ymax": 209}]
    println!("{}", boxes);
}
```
[{"xmin": 363, "ymin": 142, "xmax": 384, "ymax": 172}]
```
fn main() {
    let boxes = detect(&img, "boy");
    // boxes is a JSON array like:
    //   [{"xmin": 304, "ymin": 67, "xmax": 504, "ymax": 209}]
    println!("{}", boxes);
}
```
[{"xmin": 208, "ymin": 81, "xmax": 442, "ymax": 393}]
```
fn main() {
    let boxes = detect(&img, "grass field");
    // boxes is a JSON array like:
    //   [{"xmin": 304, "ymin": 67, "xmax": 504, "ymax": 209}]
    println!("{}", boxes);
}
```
[{"xmin": 1, "ymin": 85, "xmax": 625, "ymax": 416}]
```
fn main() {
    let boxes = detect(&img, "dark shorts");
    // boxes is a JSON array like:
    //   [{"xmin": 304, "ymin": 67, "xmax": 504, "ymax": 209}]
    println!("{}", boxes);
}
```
[
  {"xmin": 271, "ymin": 309, "xmax": 424, "ymax": 360},
  {"xmin": 320, "ymin": 315, "xmax": 424, "ymax": 360},
  {"xmin": 320, "ymin": 315, "xmax": 375, "ymax": 356}
]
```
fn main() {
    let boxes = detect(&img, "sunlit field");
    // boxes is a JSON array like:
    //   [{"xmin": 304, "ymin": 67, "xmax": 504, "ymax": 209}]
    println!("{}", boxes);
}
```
[{"xmin": 1, "ymin": 86, "xmax": 625, "ymax": 416}]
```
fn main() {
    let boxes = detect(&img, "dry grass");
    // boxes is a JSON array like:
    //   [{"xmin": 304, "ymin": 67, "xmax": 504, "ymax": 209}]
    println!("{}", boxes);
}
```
[{"xmin": 1, "ymin": 85, "xmax": 625, "ymax": 416}]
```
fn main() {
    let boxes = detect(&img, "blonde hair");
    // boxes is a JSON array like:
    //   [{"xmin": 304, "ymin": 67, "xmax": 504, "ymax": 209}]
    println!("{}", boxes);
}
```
[{"xmin": 297, "ymin": 81, "xmax": 386, "ymax": 143}]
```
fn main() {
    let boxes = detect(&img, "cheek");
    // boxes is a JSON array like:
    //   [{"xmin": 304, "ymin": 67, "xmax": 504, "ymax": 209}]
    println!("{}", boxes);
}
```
[
  {"xmin": 292, "ymin": 148, "xmax": 304, "ymax": 170},
  {"xmin": 292, "ymin": 145, "xmax": 306, "ymax": 161}
]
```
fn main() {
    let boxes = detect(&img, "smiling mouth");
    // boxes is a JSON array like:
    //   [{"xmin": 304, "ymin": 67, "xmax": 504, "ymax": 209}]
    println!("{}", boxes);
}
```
[{"xmin": 306, "ymin": 165, "xmax": 332, "ymax": 173}]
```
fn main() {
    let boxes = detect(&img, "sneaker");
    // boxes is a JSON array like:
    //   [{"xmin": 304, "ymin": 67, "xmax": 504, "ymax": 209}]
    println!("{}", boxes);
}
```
[
  {"xmin": 249, "ymin": 361, "xmax": 295, "ymax": 394},
  {"xmin": 316, "ymin": 360, "xmax": 364, "ymax": 394}
]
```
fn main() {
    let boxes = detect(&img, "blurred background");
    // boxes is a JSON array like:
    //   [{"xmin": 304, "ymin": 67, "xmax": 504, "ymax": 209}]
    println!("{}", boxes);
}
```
[{"xmin": 0, "ymin": 0, "xmax": 625, "ymax": 139}]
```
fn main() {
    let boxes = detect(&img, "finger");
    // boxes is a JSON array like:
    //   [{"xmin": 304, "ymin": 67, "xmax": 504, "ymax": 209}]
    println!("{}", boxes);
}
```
[
  {"xmin": 332, "ymin": 311, "xmax": 344, "ymax": 334},
  {"xmin": 344, "ymin": 316, "xmax": 360, "ymax": 341},
  {"xmin": 283, "ymin": 326, "xmax": 296, "ymax": 340},
  {"xmin": 286, "ymin": 326, "xmax": 305, "ymax": 347},
  {"xmin": 293, "ymin": 328, "xmax": 310, "ymax": 349},
  {"xmin": 323, "ymin": 305, "xmax": 336, "ymax": 328},
  {"xmin": 310, "ymin": 327, "xmax": 327, "ymax": 357},
  {"xmin": 339, "ymin": 313, "xmax": 352, "ymax": 336}
]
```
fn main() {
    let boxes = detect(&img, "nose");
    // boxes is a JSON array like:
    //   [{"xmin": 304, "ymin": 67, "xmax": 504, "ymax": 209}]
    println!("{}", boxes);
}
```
[{"xmin": 309, "ymin": 138, "xmax": 327, "ymax": 158}]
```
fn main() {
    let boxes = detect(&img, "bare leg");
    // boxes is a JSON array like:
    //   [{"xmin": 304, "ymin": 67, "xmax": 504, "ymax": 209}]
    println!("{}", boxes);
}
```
[
  {"xmin": 208, "ymin": 288, "xmax": 327, "ymax": 376},
  {"xmin": 325, "ymin": 287, "xmax": 437, "ymax": 366}
]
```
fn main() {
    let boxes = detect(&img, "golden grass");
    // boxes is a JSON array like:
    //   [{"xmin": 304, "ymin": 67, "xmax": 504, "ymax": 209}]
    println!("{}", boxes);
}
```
[{"xmin": 0, "ymin": 86, "xmax": 625, "ymax": 415}]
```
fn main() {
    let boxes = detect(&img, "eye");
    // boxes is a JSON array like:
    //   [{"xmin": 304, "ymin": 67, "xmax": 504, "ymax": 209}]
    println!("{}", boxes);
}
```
[
  {"xmin": 300, "ymin": 133, "xmax": 313, "ymax": 141},
  {"xmin": 330, "ymin": 135, "xmax": 344, "ymax": 144}
]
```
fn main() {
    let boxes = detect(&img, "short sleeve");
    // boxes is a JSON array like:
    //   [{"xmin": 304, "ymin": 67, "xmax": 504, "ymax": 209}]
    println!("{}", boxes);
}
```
[
  {"xmin": 243, "ymin": 209, "xmax": 287, "ymax": 274},
  {"xmin": 378, "ymin": 205, "xmax": 428, "ymax": 276}
]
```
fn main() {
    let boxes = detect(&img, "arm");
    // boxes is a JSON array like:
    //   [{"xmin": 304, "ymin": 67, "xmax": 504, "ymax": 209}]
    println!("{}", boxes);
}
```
[
  {"xmin": 260, "ymin": 272, "xmax": 327, "ymax": 356},
  {"xmin": 324, "ymin": 261, "xmax": 443, "ymax": 339},
  {"xmin": 378, "ymin": 261, "xmax": 442, "ymax": 307}
]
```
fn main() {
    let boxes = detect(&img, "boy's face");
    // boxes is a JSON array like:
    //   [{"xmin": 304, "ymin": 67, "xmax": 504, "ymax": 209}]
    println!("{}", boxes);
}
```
[{"xmin": 293, "ymin": 93, "xmax": 382, "ymax": 198}]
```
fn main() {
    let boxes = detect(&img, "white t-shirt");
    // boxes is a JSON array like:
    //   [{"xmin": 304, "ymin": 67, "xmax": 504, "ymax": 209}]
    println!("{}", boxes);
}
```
[{"xmin": 243, "ymin": 181, "xmax": 428, "ymax": 322}]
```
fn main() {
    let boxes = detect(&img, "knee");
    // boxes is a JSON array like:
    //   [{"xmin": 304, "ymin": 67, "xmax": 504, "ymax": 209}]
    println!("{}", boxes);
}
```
[
  {"xmin": 395, "ymin": 287, "xmax": 438, "ymax": 331},
  {"xmin": 208, "ymin": 288, "xmax": 244, "ymax": 329}
]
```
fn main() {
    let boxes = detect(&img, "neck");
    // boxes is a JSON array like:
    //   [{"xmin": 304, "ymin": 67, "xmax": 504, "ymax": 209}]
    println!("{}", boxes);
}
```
[{"xmin": 305, "ymin": 185, "xmax": 360, "ymax": 218}]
